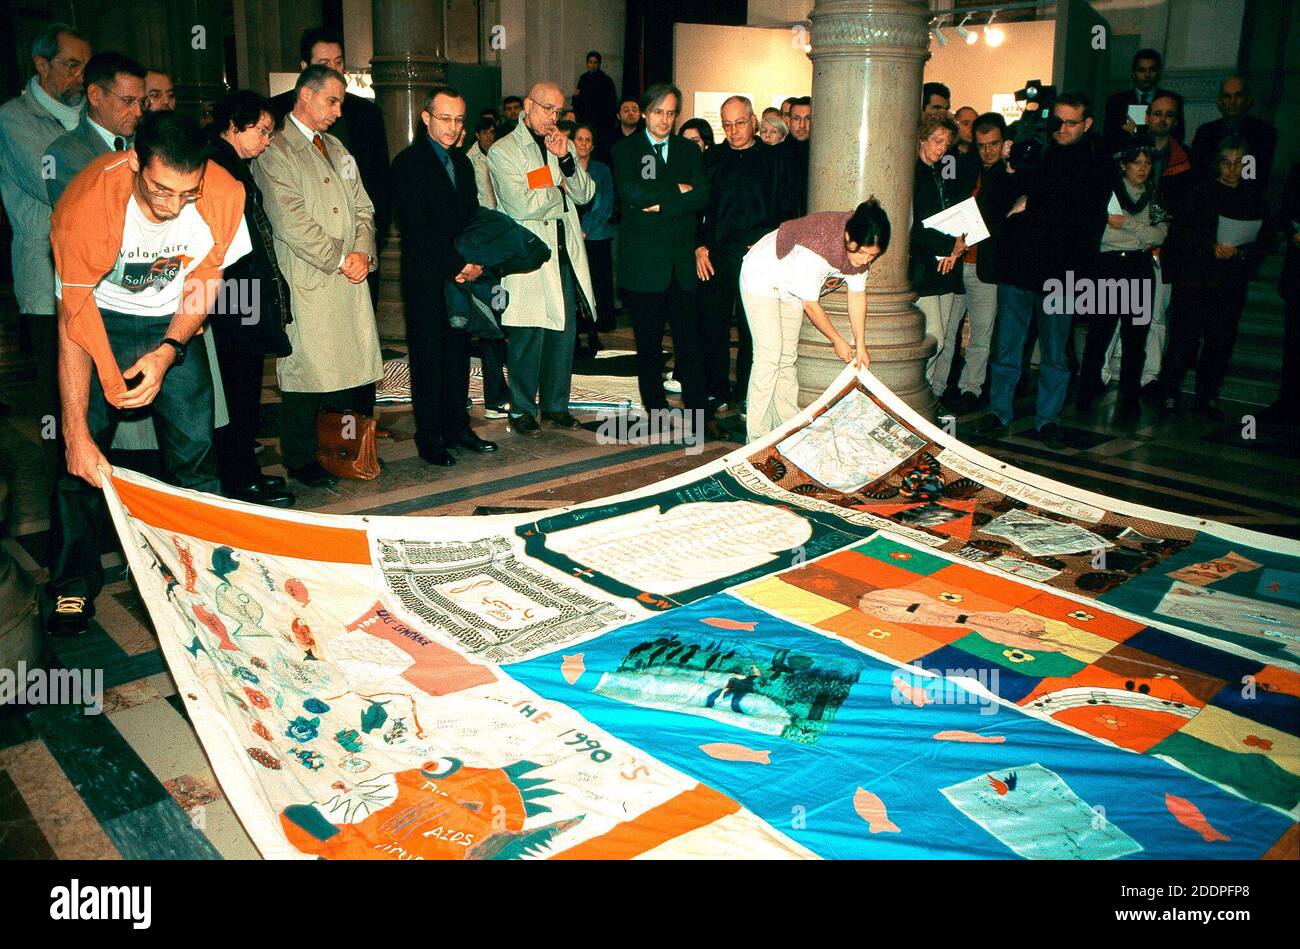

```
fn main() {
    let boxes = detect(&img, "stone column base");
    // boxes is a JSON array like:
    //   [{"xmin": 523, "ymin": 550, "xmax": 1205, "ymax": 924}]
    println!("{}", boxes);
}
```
[{"xmin": 796, "ymin": 287, "xmax": 937, "ymax": 417}]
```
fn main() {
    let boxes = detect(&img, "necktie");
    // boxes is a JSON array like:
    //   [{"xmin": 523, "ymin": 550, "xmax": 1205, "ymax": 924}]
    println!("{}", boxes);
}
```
[
  {"xmin": 441, "ymin": 150, "xmax": 456, "ymax": 185},
  {"xmin": 312, "ymin": 133, "xmax": 329, "ymax": 162},
  {"xmin": 653, "ymin": 141, "xmax": 666, "ymax": 165},
  {"xmin": 113, "ymin": 136, "xmax": 125, "ymax": 151}
]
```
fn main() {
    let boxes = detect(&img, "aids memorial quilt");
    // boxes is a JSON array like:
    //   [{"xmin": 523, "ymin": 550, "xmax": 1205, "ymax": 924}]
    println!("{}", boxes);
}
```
[{"xmin": 102, "ymin": 366, "xmax": 1300, "ymax": 859}]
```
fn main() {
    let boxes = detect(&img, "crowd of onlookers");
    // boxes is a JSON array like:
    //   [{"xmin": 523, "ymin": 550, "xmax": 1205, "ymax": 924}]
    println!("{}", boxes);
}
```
[
  {"xmin": 912, "ymin": 53, "xmax": 1293, "ymax": 451},
  {"xmin": 0, "ymin": 25, "xmax": 1295, "ymax": 636}
]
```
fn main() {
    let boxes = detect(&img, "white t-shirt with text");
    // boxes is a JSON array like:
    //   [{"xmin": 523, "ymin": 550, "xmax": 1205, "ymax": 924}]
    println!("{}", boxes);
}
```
[{"xmin": 60, "ymin": 195, "xmax": 252, "ymax": 316}]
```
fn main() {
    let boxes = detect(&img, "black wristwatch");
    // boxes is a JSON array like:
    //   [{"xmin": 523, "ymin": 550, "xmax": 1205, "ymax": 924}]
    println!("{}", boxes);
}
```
[{"xmin": 159, "ymin": 337, "xmax": 187, "ymax": 365}]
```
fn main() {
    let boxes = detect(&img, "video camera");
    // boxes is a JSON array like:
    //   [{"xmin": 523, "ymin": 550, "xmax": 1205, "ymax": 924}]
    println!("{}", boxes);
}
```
[{"xmin": 1007, "ymin": 79, "xmax": 1061, "ymax": 171}]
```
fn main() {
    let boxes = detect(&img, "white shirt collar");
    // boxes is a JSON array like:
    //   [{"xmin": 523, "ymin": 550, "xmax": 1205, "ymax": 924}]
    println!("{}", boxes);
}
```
[
  {"xmin": 287, "ymin": 112, "xmax": 318, "ymax": 143},
  {"xmin": 645, "ymin": 128, "xmax": 669, "ymax": 157},
  {"xmin": 88, "ymin": 115, "xmax": 126, "ymax": 150}
]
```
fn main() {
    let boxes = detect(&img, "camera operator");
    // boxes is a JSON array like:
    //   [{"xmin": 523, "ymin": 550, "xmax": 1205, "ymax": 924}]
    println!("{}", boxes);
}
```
[{"xmin": 972, "ymin": 90, "xmax": 1109, "ymax": 449}]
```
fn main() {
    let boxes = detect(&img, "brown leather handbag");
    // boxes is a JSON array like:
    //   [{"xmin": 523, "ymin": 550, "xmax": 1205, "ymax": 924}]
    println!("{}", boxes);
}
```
[{"xmin": 315, "ymin": 410, "xmax": 381, "ymax": 481}]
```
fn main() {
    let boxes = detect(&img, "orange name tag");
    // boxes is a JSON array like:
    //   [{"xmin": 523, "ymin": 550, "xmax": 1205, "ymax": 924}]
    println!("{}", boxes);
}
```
[{"xmin": 527, "ymin": 165, "xmax": 554, "ymax": 189}]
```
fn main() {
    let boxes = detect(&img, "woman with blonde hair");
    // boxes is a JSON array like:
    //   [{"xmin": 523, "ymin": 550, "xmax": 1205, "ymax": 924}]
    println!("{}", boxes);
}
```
[{"xmin": 759, "ymin": 108, "xmax": 788, "ymax": 146}]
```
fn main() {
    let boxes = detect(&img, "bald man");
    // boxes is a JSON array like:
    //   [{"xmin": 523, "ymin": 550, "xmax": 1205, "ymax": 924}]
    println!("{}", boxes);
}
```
[
  {"xmin": 696, "ymin": 95, "xmax": 795, "ymax": 414},
  {"xmin": 488, "ymin": 80, "xmax": 597, "ymax": 435},
  {"xmin": 1190, "ymin": 76, "xmax": 1277, "ymax": 188}
]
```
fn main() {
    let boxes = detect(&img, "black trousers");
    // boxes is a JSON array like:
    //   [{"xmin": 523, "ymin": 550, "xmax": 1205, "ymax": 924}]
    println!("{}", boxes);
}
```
[
  {"xmin": 212, "ymin": 337, "xmax": 266, "ymax": 489},
  {"xmin": 404, "ymin": 297, "xmax": 470, "ymax": 453},
  {"xmin": 1079, "ymin": 251, "xmax": 1155, "ymax": 407},
  {"xmin": 623, "ymin": 271, "xmax": 707, "ymax": 412},
  {"xmin": 699, "ymin": 252, "xmax": 751, "ymax": 404},
  {"xmin": 585, "ymin": 238, "xmax": 616, "ymax": 330},
  {"xmin": 24, "ymin": 313, "xmax": 62, "ymax": 494},
  {"xmin": 50, "ymin": 311, "xmax": 219, "ymax": 602},
  {"xmin": 279, "ymin": 383, "xmax": 376, "ymax": 469},
  {"xmin": 1160, "ymin": 278, "xmax": 1249, "ymax": 404},
  {"xmin": 477, "ymin": 335, "xmax": 510, "ymax": 409}
]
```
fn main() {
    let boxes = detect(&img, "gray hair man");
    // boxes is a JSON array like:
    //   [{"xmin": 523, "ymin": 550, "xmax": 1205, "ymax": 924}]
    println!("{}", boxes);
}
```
[
  {"xmin": 696, "ymin": 94, "xmax": 794, "ymax": 417},
  {"xmin": 254, "ymin": 64, "xmax": 383, "ymax": 488},
  {"xmin": 0, "ymin": 23, "xmax": 91, "ymax": 478}
]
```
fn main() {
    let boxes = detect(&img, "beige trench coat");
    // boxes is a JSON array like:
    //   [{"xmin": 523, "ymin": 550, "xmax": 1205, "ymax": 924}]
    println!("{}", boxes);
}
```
[
  {"xmin": 487, "ymin": 123, "xmax": 596, "ymax": 331},
  {"xmin": 252, "ymin": 123, "xmax": 381, "ymax": 393}
]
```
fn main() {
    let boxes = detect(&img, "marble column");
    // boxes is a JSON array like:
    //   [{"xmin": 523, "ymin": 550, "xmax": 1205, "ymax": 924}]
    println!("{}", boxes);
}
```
[
  {"xmin": 799, "ymin": 0, "xmax": 935, "ymax": 416},
  {"xmin": 167, "ymin": 0, "xmax": 228, "ymax": 120},
  {"xmin": 370, "ymin": 0, "xmax": 449, "ymax": 338}
]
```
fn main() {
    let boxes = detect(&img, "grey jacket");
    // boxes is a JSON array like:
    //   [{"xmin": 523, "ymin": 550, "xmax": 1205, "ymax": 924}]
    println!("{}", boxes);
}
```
[
  {"xmin": 46, "ymin": 113, "xmax": 120, "ymax": 206},
  {"xmin": 0, "ymin": 86, "xmax": 74, "ymax": 314}
]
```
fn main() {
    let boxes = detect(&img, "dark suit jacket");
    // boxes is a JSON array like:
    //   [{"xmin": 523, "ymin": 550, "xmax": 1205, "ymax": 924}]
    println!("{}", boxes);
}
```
[
  {"xmin": 45, "ymin": 114, "xmax": 115, "ymax": 206},
  {"xmin": 611, "ymin": 131, "xmax": 711, "ymax": 292},
  {"xmin": 390, "ymin": 136, "xmax": 480, "ymax": 315},
  {"xmin": 273, "ymin": 90, "xmax": 391, "ymax": 246},
  {"xmin": 1103, "ymin": 87, "xmax": 1185, "ymax": 147}
]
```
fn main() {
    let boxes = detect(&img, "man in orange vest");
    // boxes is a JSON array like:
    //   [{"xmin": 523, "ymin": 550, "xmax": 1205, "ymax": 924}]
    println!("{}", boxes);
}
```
[{"xmin": 47, "ymin": 110, "xmax": 248, "ymax": 634}]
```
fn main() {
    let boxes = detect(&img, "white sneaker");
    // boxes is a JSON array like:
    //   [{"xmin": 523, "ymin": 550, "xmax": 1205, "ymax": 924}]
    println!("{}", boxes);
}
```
[{"xmin": 483, "ymin": 404, "xmax": 510, "ymax": 419}]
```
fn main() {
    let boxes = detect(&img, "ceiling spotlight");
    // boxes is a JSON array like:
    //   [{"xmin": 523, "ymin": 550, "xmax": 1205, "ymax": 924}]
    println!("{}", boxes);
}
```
[
  {"xmin": 930, "ymin": 19, "xmax": 949, "ymax": 46},
  {"xmin": 955, "ymin": 14, "xmax": 977, "ymax": 45},
  {"xmin": 985, "ymin": 11, "xmax": 1006, "ymax": 47}
]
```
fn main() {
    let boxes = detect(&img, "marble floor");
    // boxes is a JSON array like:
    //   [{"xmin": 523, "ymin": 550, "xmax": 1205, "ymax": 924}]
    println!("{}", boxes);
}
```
[{"xmin": 0, "ymin": 309, "xmax": 1297, "ymax": 859}]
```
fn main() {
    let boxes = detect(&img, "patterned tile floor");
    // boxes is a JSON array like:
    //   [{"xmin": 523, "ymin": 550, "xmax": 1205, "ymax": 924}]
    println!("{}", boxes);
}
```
[{"xmin": 1, "ymin": 304, "xmax": 1297, "ymax": 859}]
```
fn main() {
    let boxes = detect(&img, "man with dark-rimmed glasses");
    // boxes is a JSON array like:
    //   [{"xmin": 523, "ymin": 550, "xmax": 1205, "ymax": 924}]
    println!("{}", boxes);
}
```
[
  {"xmin": 46, "ymin": 110, "xmax": 251, "ymax": 635},
  {"xmin": 45, "ymin": 52, "xmax": 147, "ymax": 206}
]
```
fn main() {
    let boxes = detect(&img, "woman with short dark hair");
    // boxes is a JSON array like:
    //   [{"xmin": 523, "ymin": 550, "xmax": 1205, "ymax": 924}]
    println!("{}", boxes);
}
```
[
  {"xmin": 739, "ymin": 199, "xmax": 891, "ymax": 441},
  {"xmin": 208, "ymin": 89, "xmax": 294, "ymax": 507},
  {"xmin": 680, "ymin": 117, "xmax": 714, "ymax": 152}
]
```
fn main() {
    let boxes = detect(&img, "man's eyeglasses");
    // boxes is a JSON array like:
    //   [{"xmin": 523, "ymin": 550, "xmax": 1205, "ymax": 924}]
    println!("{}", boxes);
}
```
[
  {"xmin": 527, "ymin": 97, "xmax": 562, "ymax": 116},
  {"xmin": 1057, "ymin": 117, "xmax": 1087, "ymax": 128},
  {"xmin": 49, "ymin": 57, "xmax": 85, "ymax": 75},
  {"xmin": 142, "ymin": 173, "xmax": 203, "ymax": 203},
  {"xmin": 430, "ymin": 113, "xmax": 466, "ymax": 126},
  {"xmin": 104, "ymin": 89, "xmax": 146, "ymax": 110}
]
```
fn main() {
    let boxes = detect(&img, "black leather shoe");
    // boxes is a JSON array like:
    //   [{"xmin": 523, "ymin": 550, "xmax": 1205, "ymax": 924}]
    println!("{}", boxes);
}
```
[
  {"xmin": 541, "ymin": 410, "xmax": 580, "ymax": 429},
  {"xmin": 418, "ymin": 444, "xmax": 456, "ymax": 466},
  {"xmin": 449, "ymin": 430, "xmax": 498, "ymax": 453},
  {"xmin": 510, "ymin": 413, "xmax": 541, "ymax": 437},
  {"xmin": 967, "ymin": 413, "xmax": 1009, "ymax": 441},
  {"xmin": 47, "ymin": 594, "xmax": 92, "ymax": 636},
  {"xmin": 260, "ymin": 474, "xmax": 287, "ymax": 490},
  {"xmin": 229, "ymin": 481, "xmax": 296, "ymax": 508},
  {"xmin": 287, "ymin": 462, "xmax": 338, "ymax": 488}
]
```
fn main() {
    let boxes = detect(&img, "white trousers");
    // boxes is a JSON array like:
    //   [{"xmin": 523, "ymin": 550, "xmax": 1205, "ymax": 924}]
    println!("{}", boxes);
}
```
[
  {"xmin": 742, "ymin": 290, "xmax": 804, "ymax": 443},
  {"xmin": 952, "ymin": 263, "xmax": 998, "ymax": 394},
  {"xmin": 918, "ymin": 292, "xmax": 958, "ymax": 392}
]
